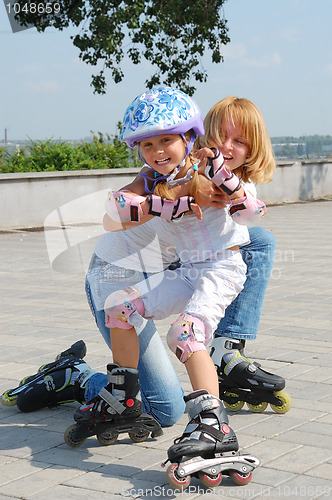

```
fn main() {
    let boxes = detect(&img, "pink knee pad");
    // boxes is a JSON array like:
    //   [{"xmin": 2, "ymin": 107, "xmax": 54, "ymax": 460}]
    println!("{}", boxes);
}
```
[
  {"xmin": 167, "ymin": 313, "xmax": 207, "ymax": 363},
  {"xmin": 104, "ymin": 287, "xmax": 145, "ymax": 329}
]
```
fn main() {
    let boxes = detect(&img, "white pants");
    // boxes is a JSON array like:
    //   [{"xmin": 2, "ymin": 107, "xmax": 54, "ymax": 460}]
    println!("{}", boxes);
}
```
[{"xmin": 135, "ymin": 250, "xmax": 247, "ymax": 344}]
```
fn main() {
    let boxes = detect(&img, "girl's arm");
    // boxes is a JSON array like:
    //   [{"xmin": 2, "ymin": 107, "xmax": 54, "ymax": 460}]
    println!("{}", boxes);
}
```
[
  {"xmin": 104, "ymin": 165, "xmax": 208, "ymax": 231},
  {"xmin": 196, "ymin": 147, "xmax": 267, "ymax": 225}
]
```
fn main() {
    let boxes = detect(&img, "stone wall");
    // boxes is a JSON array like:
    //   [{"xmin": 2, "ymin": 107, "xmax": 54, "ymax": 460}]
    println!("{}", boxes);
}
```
[{"xmin": 1, "ymin": 160, "xmax": 331, "ymax": 229}]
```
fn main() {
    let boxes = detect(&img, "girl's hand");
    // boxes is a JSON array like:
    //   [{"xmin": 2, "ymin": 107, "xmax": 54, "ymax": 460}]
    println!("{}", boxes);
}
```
[
  {"xmin": 195, "ymin": 147, "xmax": 215, "ymax": 174},
  {"xmin": 190, "ymin": 202, "xmax": 203, "ymax": 220},
  {"xmin": 195, "ymin": 174, "xmax": 230, "ymax": 208},
  {"xmin": 196, "ymin": 147, "xmax": 215, "ymax": 160}
]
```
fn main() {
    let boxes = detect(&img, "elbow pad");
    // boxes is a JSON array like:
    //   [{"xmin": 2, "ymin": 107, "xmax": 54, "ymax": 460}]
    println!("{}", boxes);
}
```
[
  {"xmin": 229, "ymin": 190, "xmax": 267, "ymax": 226},
  {"xmin": 147, "ymin": 195, "xmax": 195, "ymax": 220},
  {"xmin": 105, "ymin": 191, "xmax": 146, "ymax": 223},
  {"xmin": 205, "ymin": 148, "xmax": 241, "ymax": 195}
]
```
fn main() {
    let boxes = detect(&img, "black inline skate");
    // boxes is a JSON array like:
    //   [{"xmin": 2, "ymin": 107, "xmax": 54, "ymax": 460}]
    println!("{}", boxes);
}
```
[
  {"xmin": 64, "ymin": 363, "xmax": 163, "ymax": 447},
  {"xmin": 1, "ymin": 340, "xmax": 94, "ymax": 411},
  {"xmin": 210, "ymin": 337, "xmax": 291, "ymax": 414},
  {"xmin": 163, "ymin": 390, "xmax": 260, "ymax": 490}
]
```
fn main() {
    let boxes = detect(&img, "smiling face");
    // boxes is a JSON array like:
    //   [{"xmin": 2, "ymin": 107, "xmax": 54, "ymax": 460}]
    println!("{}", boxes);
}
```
[
  {"xmin": 139, "ymin": 134, "xmax": 187, "ymax": 174},
  {"xmin": 219, "ymin": 120, "xmax": 250, "ymax": 171}
]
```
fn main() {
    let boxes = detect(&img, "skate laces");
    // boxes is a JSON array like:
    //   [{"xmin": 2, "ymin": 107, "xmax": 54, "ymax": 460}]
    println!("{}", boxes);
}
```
[{"xmin": 86, "ymin": 395, "xmax": 107, "ymax": 431}]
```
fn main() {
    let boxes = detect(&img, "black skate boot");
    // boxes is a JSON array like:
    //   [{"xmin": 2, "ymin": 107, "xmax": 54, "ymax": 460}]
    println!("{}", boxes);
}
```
[
  {"xmin": 164, "ymin": 390, "xmax": 259, "ymax": 490},
  {"xmin": 210, "ymin": 337, "xmax": 291, "ymax": 414},
  {"xmin": 1, "ymin": 340, "xmax": 93, "ymax": 410},
  {"xmin": 64, "ymin": 364, "xmax": 163, "ymax": 447}
]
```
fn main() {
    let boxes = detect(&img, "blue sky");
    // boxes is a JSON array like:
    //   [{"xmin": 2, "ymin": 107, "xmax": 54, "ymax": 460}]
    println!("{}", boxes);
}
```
[{"xmin": 1, "ymin": 0, "xmax": 331, "ymax": 141}]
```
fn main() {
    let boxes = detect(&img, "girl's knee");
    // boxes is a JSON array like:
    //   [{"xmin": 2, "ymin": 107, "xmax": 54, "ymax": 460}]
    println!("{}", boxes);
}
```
[
  {"xmin": 151, "ymin": 397, "xmax": 185, "ymax": 427},
  {"xmin": 142, "ymin": 387, "xmax": 185, "ymax": 427}
]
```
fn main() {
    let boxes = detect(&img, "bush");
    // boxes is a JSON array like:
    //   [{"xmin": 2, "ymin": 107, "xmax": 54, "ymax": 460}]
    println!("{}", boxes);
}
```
[{"xmin": 0, "ymin": 132, "xmax": 142, "ymax": 173}]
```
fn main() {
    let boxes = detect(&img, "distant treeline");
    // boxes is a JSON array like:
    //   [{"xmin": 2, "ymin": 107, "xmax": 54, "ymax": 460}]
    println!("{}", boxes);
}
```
[
  {"xmin": 1, "ymin": 133, "xmax": 331, "ymax": 173},
  {"xmin": 0, "ymin": 131, "xmax": 142, "ymax": 174},
  {"xmin": 271, "ymin": 135, "xmax": 332, "ymax": 158}
]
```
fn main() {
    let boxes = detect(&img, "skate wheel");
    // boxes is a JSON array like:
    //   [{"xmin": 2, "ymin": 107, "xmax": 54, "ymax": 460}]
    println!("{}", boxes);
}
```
[
  {"xmin": 97, "ymin": 431, "xmax": 119, "ymax": 446},
  {"xmin": 1, "ymin": 391, "xmax": 17, "ymax": 407},
  {"xmin": 223, "ymin": 392, "xmax": 244, "ymax": 412},
  {"xmin": 247, "ymin": 401, "xmax": 268, "ymax": 413},
  {"xmin": 64, "ymin": 424, "xmax": 86, "ymax": 447},
  {"xmin": 270, "ymin": 390, "xmax": 292, "ymax": 414},
  {"xmin": 166, "ymin": 463, "xmax": 191, "ymax": 490},
  {"xmin": 229, "ymin": 470, "xmax": 252, "ymax": 486},
  {"xmin": 128, "ymin": 431, "xmax": 150, "ymax": 443},
  {"xmin": 198, "ymin": 470, "xmax": 222, "ymax": 487}
]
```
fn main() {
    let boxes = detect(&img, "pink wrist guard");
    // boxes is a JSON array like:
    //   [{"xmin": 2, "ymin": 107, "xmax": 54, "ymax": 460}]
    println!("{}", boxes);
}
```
[
  {"xmin": 230, "ymin": 191, "xmax": 267, "ymax": 225},
  {"xmin": 147, "ymin": 195, "xmax": 195, "ymax": 220},
  {"xmin": 205, "ymin": 148, "xmax": 241, "ymax": 195},
  {"xmin": 105, "ymin": 191, "xmax": 146, "ymax": 223}
]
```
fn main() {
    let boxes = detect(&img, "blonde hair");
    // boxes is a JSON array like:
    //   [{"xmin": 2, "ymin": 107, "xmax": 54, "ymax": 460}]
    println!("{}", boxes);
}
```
[{"xmin": 197, "ymin": 96, "xmax": 276, "ymax": 184}]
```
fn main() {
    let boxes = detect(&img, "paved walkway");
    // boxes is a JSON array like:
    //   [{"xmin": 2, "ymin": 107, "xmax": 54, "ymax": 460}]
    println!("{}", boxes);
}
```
[{"xmin": 0, "ymin": 200, "xmax": 332, "ymax": 499}]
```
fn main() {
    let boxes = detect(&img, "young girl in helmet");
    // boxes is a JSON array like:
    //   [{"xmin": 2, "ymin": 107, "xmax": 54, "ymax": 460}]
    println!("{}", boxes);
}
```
[{"xmin": 71, "ymin": 87, "xmax": 271, "ymax": 479}]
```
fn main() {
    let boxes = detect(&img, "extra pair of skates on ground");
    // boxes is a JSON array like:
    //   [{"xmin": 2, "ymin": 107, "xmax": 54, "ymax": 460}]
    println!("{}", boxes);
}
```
[{"xmin": 1, "ymin": 340, "xmax": 291, "ymax": 490}]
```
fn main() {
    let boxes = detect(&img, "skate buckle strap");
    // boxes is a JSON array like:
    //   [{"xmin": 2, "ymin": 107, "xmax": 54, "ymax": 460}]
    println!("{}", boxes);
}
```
[
  {"xmin": 77, "ymin": 367, "xmax": 97, "ymax": 387},
  {"xmin": 248, "ymin": 363, "xmax": 258, "ymax": 373},
  {"xmin": 224, "ymin": 339, "xmax": 245, "ymax": 351},
  {"xmin": 224, "ymin": 351, "xmax": 255, "ymax": 376},
  {"xmin": 108, "ymin": 374, "xmax": 125, "ymax": 386},
  {"xmin": 187, "ymin": 394, "xmax": 220, "ymax": 420},
  {"xmin": 225, "ymin": 340, "xmax": 234, "ymax": 350},
  {"xmin": 98, "ymin": 387, "xmax": 126, "ymax": 414},
  {"xmin": 198, "ymin": 422, "xmax": 225, "ymax": 441},
  {"xmin": 183, "ymin": 422, "xmax": 199, "ymax": 435},
  {"xmin": 182, "ymin": 422, "xmax": 224, "ymax": 442}
]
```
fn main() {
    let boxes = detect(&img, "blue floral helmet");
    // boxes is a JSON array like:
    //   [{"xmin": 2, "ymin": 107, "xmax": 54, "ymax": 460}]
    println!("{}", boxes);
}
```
[{"xmin": 120, "ymin": 86, "xmax": 204, "ymax": 149}]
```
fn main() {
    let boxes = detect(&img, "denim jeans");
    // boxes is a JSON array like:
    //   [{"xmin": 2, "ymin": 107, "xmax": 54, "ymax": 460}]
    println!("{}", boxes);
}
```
[
  {"xmin": 216, "ymin": 226, "xmax": 276, "ymax": 339},
  {"xmin": 84, "ymin": 226, "xmax": 275, "ymax": 426},
  {"xmin": 84, "ymin": 258, "xmax": 185, "ymax": 427}
]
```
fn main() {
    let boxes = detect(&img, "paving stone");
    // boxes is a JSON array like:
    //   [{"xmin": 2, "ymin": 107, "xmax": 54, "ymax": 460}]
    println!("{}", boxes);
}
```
[
  {"xmin": 305, "ymin": 462, "xmax": 332, "ymax": 481},
  {"xmin": 266, "ymin": 445, "xmax": 332, "ymax": 474},
  {"xmin": 271, "ymin": 475, "xmax": 332, "ymax": 500},
  {"xmin": 1, "ymin": 201, "xmax": 332, "ymax": 498},
  {"xmin": 31, "ymin": 484, "xmax": 120, "ymax": 500},
  {"xmin": 0, "ymin": 459, "xmax": 51, "ymax": 487},
  {"xmin": 0, "ymin": 466, "xmax": 83, "ymax": 498}
]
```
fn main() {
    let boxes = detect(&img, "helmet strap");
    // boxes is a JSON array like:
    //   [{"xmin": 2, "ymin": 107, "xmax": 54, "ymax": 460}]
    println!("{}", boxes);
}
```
[
  {"xmin": 181, "ymin": 130, "xmax": 196, "ymax": 157},
  {"xmin": 137, "ymin": 144, "xmax": 145, "ymax": 163},
  {"xmin": 138, "ymin": 130, "xmax": 196, "ymax": 193}
]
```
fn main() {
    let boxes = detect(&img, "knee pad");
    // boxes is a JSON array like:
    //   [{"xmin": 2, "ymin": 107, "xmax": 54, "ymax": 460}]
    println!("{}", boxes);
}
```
[
  {"xmin": 104, "ymin": 287, "xmax": 145, "ymax": 329},
  {"xmin": 167, "ymin": 313, "xmax": 207, "ymax": 363}
]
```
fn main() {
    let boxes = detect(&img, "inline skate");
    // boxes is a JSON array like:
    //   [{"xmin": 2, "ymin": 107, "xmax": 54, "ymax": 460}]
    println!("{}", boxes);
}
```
[
  {"xmin": 210, "ymin": 337, "xmax": 291, "ymax": 414},
  {"xmin": 163, "ymin": 390, "xmax": 260, "ymax": 490},
  {"xmin": 64, "ymin": 363, "xmax": 163, "ymax": 447},
  {"xmin": 1, "ymin": 340, "xmax": 94, "ymax": 411}
]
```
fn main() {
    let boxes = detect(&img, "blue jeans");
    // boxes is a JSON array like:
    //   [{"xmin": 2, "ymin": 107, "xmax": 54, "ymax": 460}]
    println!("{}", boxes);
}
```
[
  {"xmin": 85, "ymin": 226, "xmax": 275, "ymax": 426},
  {"xmin": 216, "ymin": 226, "xmax": 276, "ymax": 339},
  {"xmin": 84, "ymin": 257, "xmax": 185, "ymax": 427}
]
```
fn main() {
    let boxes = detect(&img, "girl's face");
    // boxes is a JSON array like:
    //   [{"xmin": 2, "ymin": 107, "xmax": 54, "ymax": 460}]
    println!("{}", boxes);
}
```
[
  {"xmin": 139, "ymin": 134, "xmax": 186, "ymax": 174},
  {"xmin": 219, "ymin": 120, "xmax": 250, "ymax": 171}
]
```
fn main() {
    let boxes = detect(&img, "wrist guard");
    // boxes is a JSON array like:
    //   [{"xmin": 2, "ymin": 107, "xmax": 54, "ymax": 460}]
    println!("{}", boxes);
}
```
[
  {"xmin": 229, "ymin": 191, "xmax": 267, "ymax": 226},
  {"xmin": 147, "ymin": 195, "xmax": 195, "ymax": 220},
  {"xmin": 105, "ymin": 191, "xmax": 146, "ymax": 223},
  {"xmin": 205, "ymin": 148, "xmax": 241, "ymax": 195}
]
